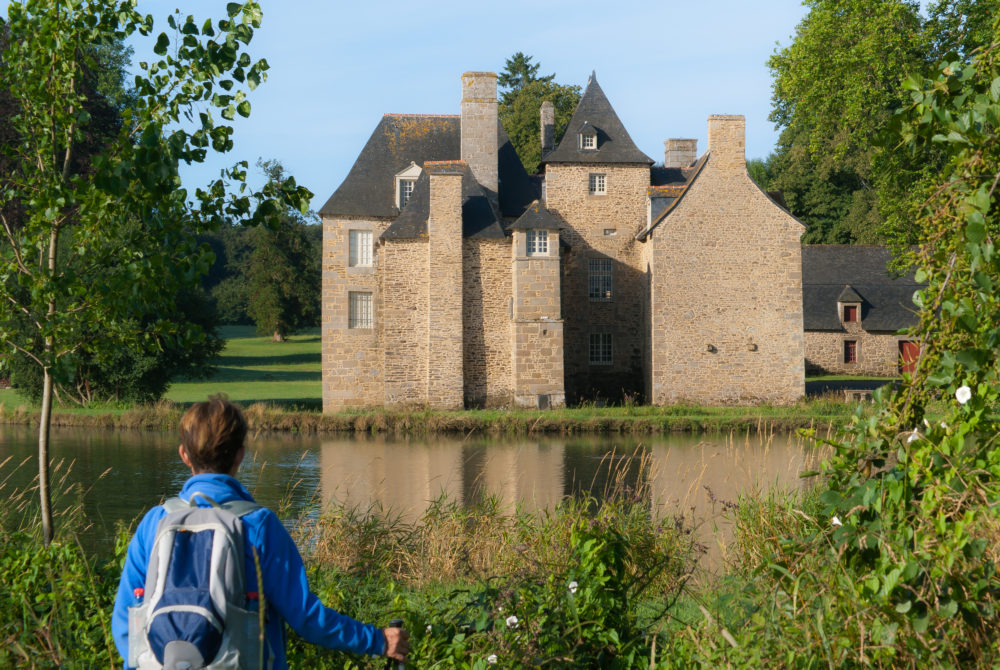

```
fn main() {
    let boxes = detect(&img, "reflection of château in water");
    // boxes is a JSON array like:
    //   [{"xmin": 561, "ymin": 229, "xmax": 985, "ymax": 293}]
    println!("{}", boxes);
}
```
[{"xmin": 318, "ymin": 435, "xmax": 821, "ymax": 531}]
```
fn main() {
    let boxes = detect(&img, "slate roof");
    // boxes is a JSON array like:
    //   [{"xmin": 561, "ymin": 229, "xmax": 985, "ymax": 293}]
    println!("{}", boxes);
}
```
[
  {"xmin": 319, "ymin": 114, "xmax": 537, "ymax": 219},
  {"xmin": 508, "ymin": 200, "xmax": 563, "ymax": 230},
  {"xmin": 541, "ymin": 72, "xmax": 653, "ymax": 165},
  {"xmin": 381, "ymin": 163, "xmax": 505, "ymax": 240},
  {"xmin": 802, "ymin": 245, "xmax": 924, "ymax": 332}
]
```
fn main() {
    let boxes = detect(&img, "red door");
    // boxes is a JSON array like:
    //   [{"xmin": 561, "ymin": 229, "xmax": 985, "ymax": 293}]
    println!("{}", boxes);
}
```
[{"xmin": 899, "ymin": 341, "xmax": 919, "ymax": 374}]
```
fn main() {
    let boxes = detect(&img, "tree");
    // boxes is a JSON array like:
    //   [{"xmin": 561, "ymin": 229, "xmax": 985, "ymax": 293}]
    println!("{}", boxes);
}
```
[
  {"xmin": 245, "ymin": 160, "xmax": 321, "ymax": 341},
  {"xmin": 0, "ymin": 0, "xmax": 309, "ymax": 544},
  {"xmin": 498, "ymin": 55, "xmax": 581, "ymax": 174},
  {"xmin": 497, "ymin": 52, "xmax": 553, "ymax": 105},
  {"xmin": 766, "ymin": 0, "xmax": 927, "ymax": 243}
]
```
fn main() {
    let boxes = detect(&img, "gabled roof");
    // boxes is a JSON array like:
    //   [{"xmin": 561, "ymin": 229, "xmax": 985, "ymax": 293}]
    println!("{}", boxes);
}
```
[
  {"xmin": 837, "ymin": 285, "xmax": 863, "ymax": 303},
  {"xmin": 802, "ymin": 245, "xmax": 924, "ymax": 332},
  {"xmin": 635, "ymin": 154, "xmax": 710, "ymax": 241},
  {"xmin": 508, "ymin": 200, "xmax": 563, "ymax": 230},
  {"xmin": 542, "ymin": 72, "xmax": 653, "ymax": 165},
  {"xmin": 381, "ymin": 163, "xmax": 505, "ymax": 240},
  {"xmin": 320, "ymin": 114, "xmax": 537, "ymax": 219}
]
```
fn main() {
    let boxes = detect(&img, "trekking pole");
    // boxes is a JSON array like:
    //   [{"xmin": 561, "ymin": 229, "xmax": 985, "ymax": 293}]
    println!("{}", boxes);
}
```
[{"xmin": 386, "ymin": 619, "xmax": 405, "ymax": 670}]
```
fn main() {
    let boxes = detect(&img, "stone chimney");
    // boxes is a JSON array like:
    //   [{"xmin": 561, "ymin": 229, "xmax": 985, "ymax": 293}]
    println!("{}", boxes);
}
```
[
  {"xmin": 540, "ymin": 101, "xmax": 555, "ymax": 155},
  {"xmin": 664, "ymin": 138, "xmax": 697, "ymax": 168},
  {"xmin": 461, "ymin": 72, "xmax": 498, "ymax": 197},
  {"xmin": 424, "ymin": 161, "xmax": 466, "ymax": 409},
  {"xmin": 707, "ymin": 115, "xmax": 746, "ymax": 170}
]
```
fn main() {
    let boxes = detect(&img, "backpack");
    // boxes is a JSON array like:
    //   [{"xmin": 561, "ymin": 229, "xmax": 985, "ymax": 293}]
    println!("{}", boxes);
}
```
[{"xmin": 128, "ymin": 492, "xmax": 273, "ymax": 670}]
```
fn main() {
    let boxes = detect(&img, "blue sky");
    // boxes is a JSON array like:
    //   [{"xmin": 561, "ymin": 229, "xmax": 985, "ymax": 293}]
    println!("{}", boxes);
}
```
[{"xmin": 4, "ymin": 1, "xmax": 813, "ymax": 207}]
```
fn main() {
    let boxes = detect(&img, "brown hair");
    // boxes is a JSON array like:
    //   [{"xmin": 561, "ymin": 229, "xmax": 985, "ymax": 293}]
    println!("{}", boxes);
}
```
[{"xmin": 179, "ymin": 396, "xmax": 248, "ymax": 474}]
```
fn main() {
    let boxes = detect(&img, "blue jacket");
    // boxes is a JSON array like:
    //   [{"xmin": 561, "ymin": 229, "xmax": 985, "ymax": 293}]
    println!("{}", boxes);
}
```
[{"xmin": 112, "ymin": 473, "xmax": 386, "ymax": 668}]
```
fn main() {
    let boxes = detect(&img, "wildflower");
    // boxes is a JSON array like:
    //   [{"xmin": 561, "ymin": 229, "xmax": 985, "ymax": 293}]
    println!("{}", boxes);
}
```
[
  {"xmin": 956, "ymin": 385, "xmax": 972, "ymax": 405},
  {"xmin": 907, "ymin": 430, "xmax": 919, "ymax": 443},
  {"xmin": 505, "ymin": 615, "xmax": 519, "ymax": 628},
  {"xmin": 568, "ymin": 580, "xmax": 579, "ymax": 594},
  {"xmin": 940, "ymin": 422, "xmax": 948, "ymax": 430},
  {"xmin": 426, "ymin": 624, "xmax": 432, "ymax": 633},
  {"xmin": 832, "ymin": 516, "xmax": 843, "ymax": 527},
  {"xmin": 487, "ymin": 654, "xmax": 498, "ymax": 664},
  {"xmin": 923, "ymin": 418, "xmax": 930, "ymax": 429}
]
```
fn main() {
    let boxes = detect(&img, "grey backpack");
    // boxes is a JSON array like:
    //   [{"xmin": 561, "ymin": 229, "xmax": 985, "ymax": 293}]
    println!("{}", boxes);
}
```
[{"xmin": 128, "ymin": 492, "xmax": 272, "ymax": 670}]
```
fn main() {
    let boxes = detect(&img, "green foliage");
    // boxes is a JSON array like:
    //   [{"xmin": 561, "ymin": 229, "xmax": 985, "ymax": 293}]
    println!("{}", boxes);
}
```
[
  {"xmin": 0, "ymin": 0, "xmax": 309, "ymax": 540},
  {"xmin": 498, "ymin": 54, "xmax": 581, "ymax": 174},
  {"xmin": 767, "ymin": 0, "xmax": 927, "ymax": 243},
  {"xmin": 706, "ymin": 34, "xmax": 1000, "ymax": 667},
  {"xmin": 246, "ymin": 164, "xmax": 320, "ymax": 340}
]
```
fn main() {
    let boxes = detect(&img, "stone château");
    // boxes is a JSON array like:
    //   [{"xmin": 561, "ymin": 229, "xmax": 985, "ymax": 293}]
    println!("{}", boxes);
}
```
[{"xmin": 319, "ymin": 71, "xmax": 807, "ymax": 410}]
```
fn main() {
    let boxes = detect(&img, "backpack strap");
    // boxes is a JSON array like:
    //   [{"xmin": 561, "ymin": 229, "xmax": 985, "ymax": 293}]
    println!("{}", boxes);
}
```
[{"xmin": 161, "ymin": 493, "xmax": 260, "ymax": 517}]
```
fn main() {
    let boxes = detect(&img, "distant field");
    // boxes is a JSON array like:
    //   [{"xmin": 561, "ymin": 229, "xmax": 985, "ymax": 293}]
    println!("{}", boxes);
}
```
[
  {"xmin": 164, "ymin": 325, "xmax": 321, "ymax": 409},
  {"xmin": 0, "ymin": 326, "xmax": 322, "ymax": 413}
]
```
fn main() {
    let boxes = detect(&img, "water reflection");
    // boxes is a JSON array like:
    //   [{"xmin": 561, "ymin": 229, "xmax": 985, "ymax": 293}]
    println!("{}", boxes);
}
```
[{"xmin": 0, "ymin": 426, "xmax": 824, "ymax": 566}]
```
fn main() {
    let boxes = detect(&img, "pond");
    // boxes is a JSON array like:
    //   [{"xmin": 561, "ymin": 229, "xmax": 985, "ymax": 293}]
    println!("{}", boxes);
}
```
[{"xmin": 0, "ymin": 425, "xmax": 829, "ymax": 567}]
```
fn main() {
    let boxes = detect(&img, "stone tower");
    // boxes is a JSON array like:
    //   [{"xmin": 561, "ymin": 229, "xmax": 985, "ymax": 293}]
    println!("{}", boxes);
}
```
[{"xmin": 460, "ymin": 72, "xmax": 498, "ymax": 199}]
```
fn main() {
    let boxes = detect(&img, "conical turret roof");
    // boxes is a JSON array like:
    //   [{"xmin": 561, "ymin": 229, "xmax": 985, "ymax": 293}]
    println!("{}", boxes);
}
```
[{"xmin": 542, "ymin": 72, "xmax": 652, "ymax": 165}]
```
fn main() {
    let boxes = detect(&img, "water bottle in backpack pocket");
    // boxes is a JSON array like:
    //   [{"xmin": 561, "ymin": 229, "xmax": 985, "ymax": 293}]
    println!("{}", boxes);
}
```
[{"xmin": 128, "ymin": 493, "xmax": 272, "ymax": 670}]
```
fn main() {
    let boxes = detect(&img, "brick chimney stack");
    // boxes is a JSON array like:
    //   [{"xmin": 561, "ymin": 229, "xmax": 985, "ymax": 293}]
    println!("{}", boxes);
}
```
[
  {"xmin": 664, "ymin": 138, "xmax": 697, "ymax": 168},
  {"xmin": 707, "ymin": 115, "xmax": 746, "ymax": 170},
  {"xmin": 540, "ymin": 101, "xmax": 555, "ymax": 155},
  {"xmin": 461, "ymin": 72, "xmax": 498, "ymax": 198}
]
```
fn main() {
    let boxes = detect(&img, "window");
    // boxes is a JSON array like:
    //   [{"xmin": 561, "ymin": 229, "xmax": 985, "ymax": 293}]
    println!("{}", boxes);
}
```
[
  {"xmin": 589, "ymin": 173, "xmax": 606, "ymax": 195},
  {"xmin": 349, "ymin": 230, "xmax": 372, "ymax": 267},
  {"xmin": 590, "ymin": 333, "xmax": 613, "ymax": 365},
  {"xmin": 844, "ymin": 340, "xmax": 857, "ymax": 364},
  {"xmin": 526, "ymin": 230, "xmax": 548, "ymax": 256},
  {"xmin": 603, "ymin": 228, "xmax": 617, "ymax": 236},
  {"xmin": 843, "ymin": 305, "xmax": 858, "ymax": 322},
  {"xmin": 348, "ymin": 292, "xmax": 373, "ymax": 329},
  {"xmin": 581, "ymin": 133, "xmax": 596, "ymax": 149},
  {"xmin": 398, "ymin": 179, "xmax": 415, "ymax": 208},
  {"xmin": 589, "ymin": 259, "xmax": 612, "ymax": 301}
]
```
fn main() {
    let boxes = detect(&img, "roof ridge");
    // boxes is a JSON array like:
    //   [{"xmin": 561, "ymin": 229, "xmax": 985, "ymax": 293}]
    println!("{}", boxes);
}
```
[{"xmin": 383, "ymin": 113, "xmax": 460, "ymax": 118}]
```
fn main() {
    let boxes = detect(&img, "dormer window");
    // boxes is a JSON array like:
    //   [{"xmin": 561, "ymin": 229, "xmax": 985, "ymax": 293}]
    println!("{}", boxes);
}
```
[
  {"xmin": 398, "ymin": 179, "xmax": 415, "ymax": 208},
  {"xmin": 394, "ymin": 162, "xmax": 422, "ymax": 209},
  {"xmin": 843, "ymin": 305, "xmax": 858, "ymax": 322},
  {"xmin": 578, "ymin": 121, "xmax": 598, "ymax": 151}
]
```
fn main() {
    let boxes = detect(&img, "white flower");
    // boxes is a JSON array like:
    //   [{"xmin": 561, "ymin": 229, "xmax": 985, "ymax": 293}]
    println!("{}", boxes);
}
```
[
  {"xmin": 426, "ymin": 624, "xmax": 432, "ymax": 633},
  {"xmin": 496, "ymin": 606, "xmax": 503, "ymax": 613},
  {"xmin": 907, "ymin": 430, "xmax": 920, "ymax": 443},
  {"xmin": 956, "ymin": 385, "xmax": 972, "ymax": 405},
  {"xmin": 832, "ymin": 516, "xmax": 843, "ymax": 527},
  {"xmin": 940, "ymin": 422, "xmax": 948, "ymax": 430},
  {"xmin": 923, "ymin": 418, "xmax": 930, "ymax": 429},
  {"xmin": 487, "ymin": 654, "xmax": 498, "ymax": 664},
  {"xmin": 505, "ymin": 615, "xmax": 519, "ymax": 628},
  {"xmin": 568, "ymin": 580, "xmax": 579, "ymax": 594}
]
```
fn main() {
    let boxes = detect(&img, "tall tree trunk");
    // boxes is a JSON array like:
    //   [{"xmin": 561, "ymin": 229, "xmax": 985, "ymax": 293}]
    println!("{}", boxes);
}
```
[
  {"xmin": 39, "ymin": 220, "xmax": 61, "ymax": 545},
  {"xmin": 39, "ymin": 366, "xmax": 54, "ymax": 545}
]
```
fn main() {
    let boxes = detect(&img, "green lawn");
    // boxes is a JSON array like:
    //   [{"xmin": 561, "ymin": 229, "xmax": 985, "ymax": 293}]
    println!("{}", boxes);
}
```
[
  {"xmin": 0, "ymin": 326, "xmax": 322, "ymax": 413},
  {"xmin": 164, "ymin": 325, "xmax": 321, "ymax": 409}
]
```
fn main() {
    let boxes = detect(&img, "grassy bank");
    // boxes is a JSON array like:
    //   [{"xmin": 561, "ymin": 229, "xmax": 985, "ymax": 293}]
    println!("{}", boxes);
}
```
[{"xmin": 0, "ymin": 326, "xmax": 865, "ymax": 434}]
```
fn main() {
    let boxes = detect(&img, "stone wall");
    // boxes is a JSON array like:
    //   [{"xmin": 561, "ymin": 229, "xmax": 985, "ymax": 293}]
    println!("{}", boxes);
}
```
[
  {"xmin": 648, "ymin": 116, "xmax": 804, "ymax": 405},
  {"xmin": 511, "ymin": 229, "xmax": 565, "ymax": 408},
  {"xmin": 426, "ymin": 165, "xmax": 466, "ymax": 409},
  {"xmin": 321, "ymin": 215, "xmax": 388, "ymax": 411},
  {"xmin": 463, "ymin": 238, "xmax": 513, "ymax": 406},
  {"xmin": 544, "ymin": 163, "xmax": 649, "ymax": 402},
  {"xmin": 805, "ymin": 327, "xmax": 910, "ymax": 376},
  {"xmin": 381, "ymin": 239, "xmax": 429, "ymax": 405}
]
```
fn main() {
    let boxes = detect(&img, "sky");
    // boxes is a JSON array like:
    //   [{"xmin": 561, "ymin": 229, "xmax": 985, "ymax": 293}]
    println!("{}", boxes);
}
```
[{"xmin": 3, "ymin": 0, "xmax": 814, "ymax": 208}]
